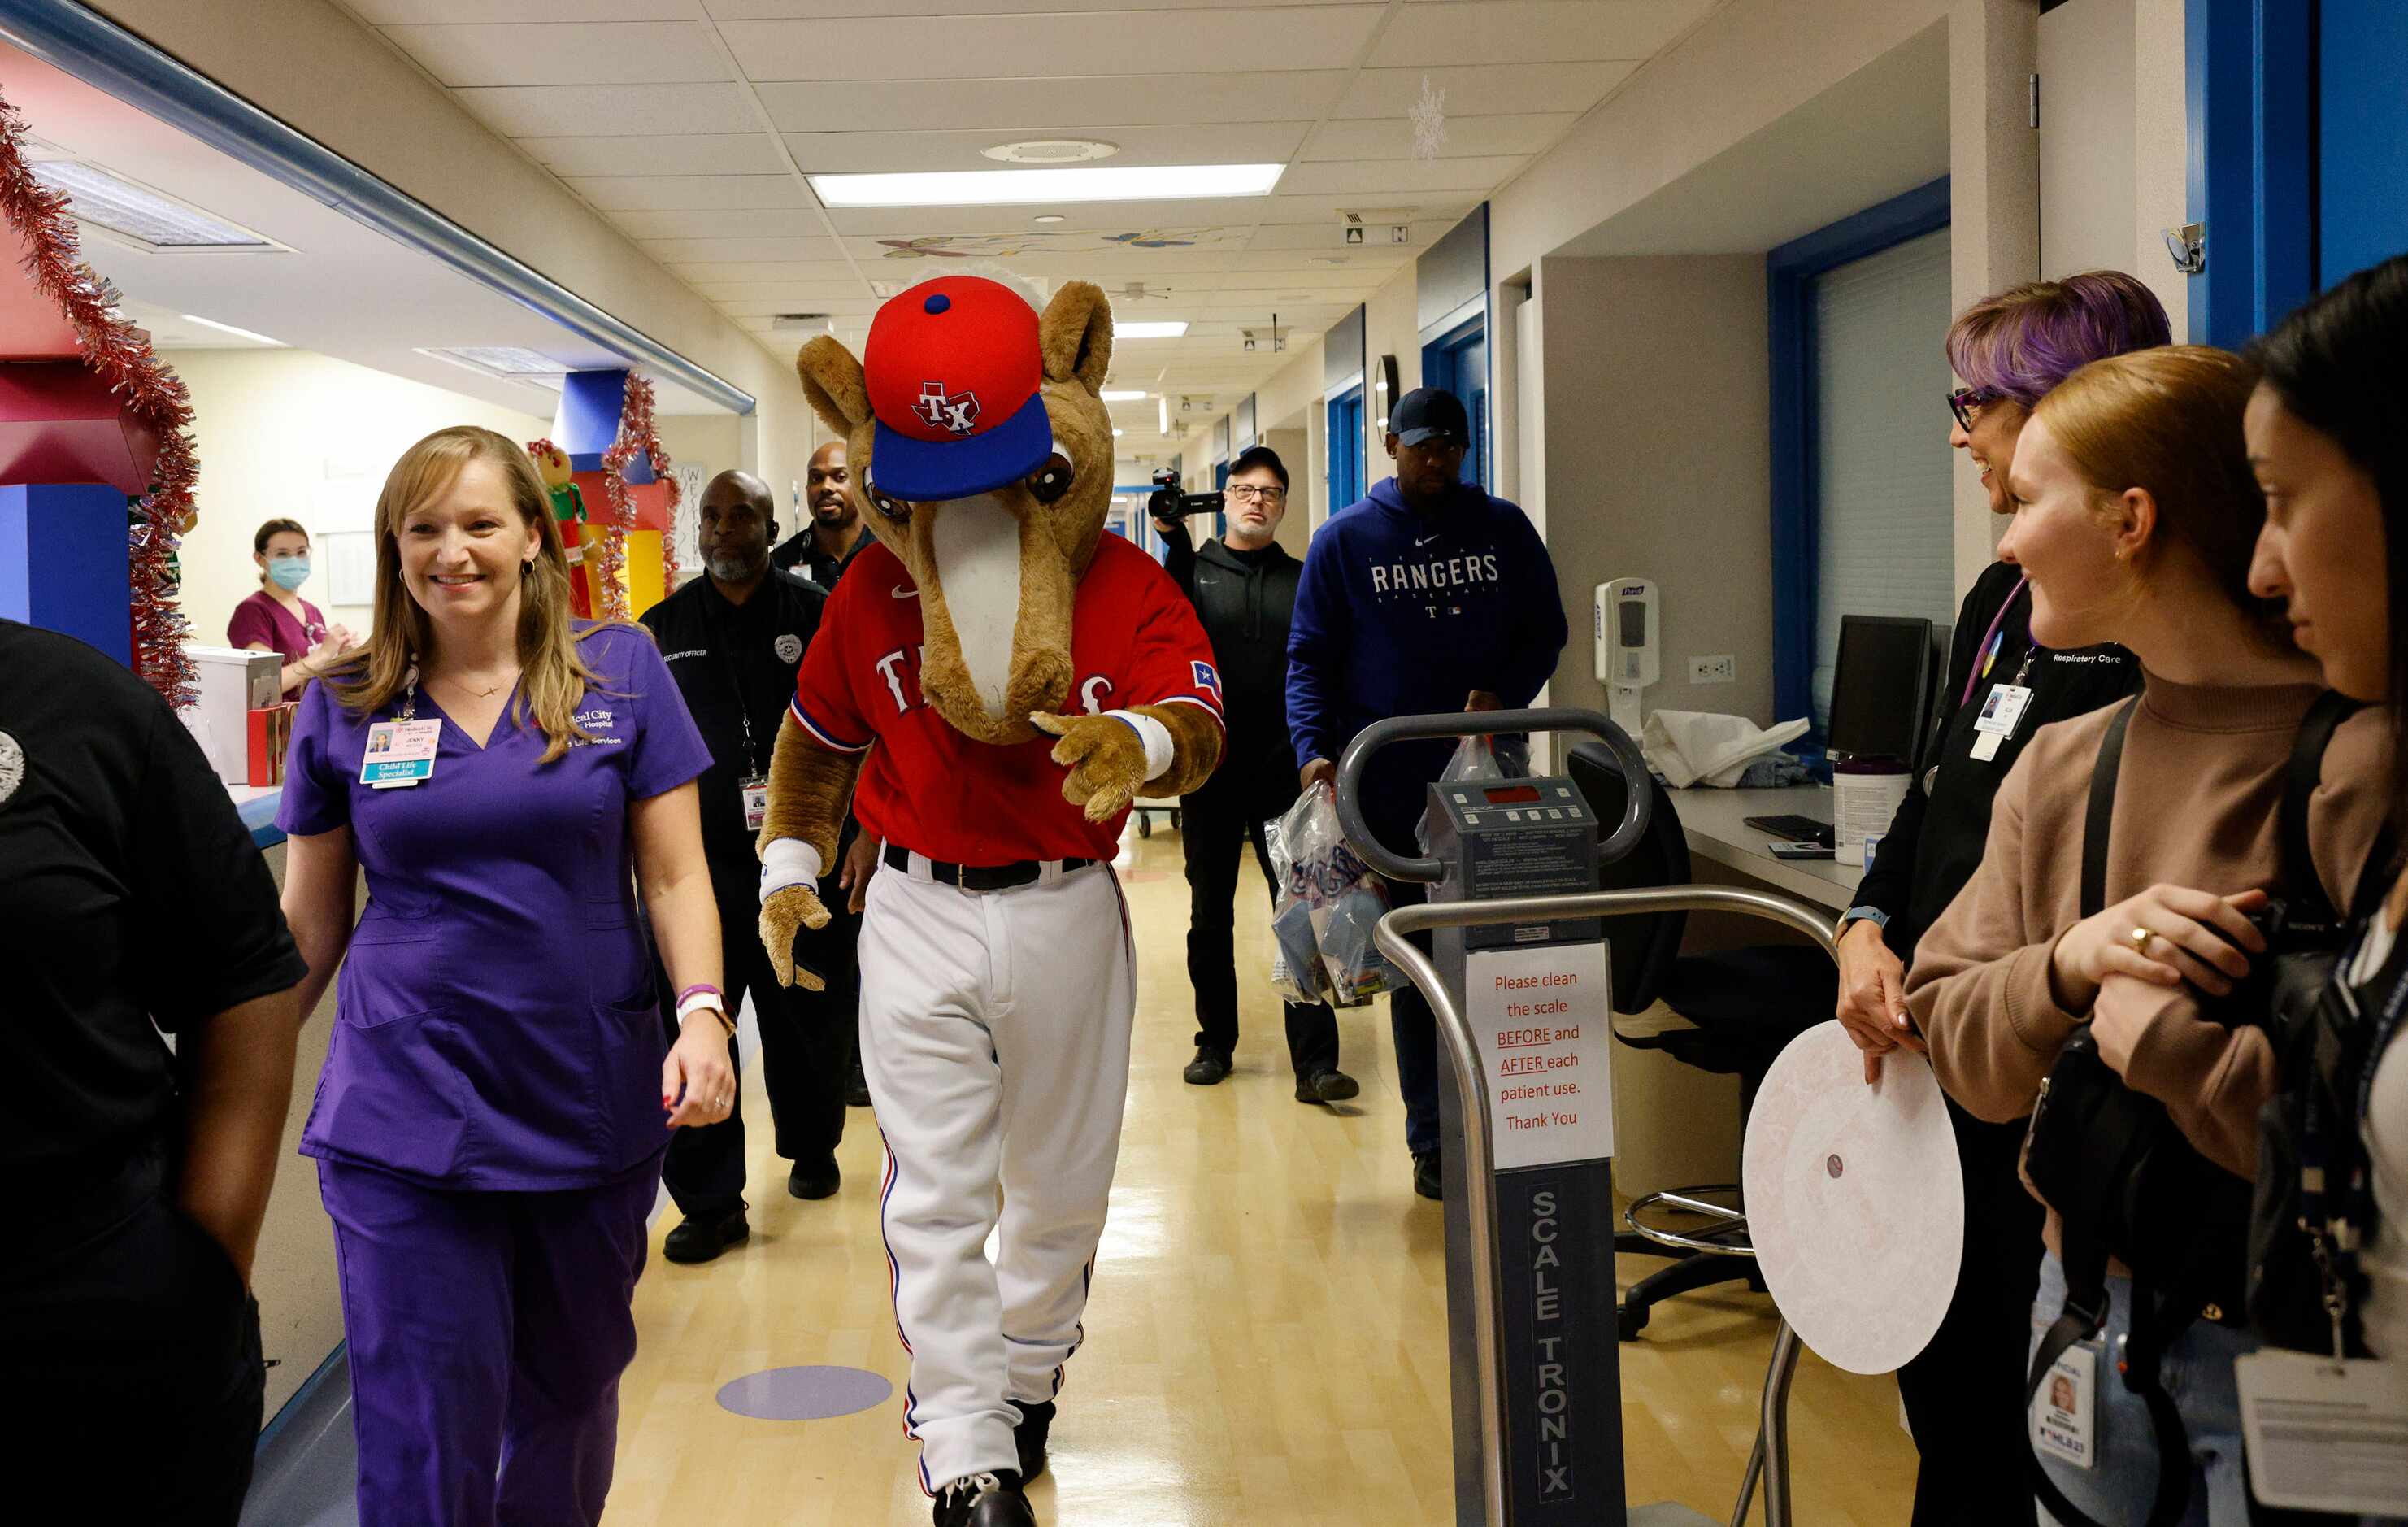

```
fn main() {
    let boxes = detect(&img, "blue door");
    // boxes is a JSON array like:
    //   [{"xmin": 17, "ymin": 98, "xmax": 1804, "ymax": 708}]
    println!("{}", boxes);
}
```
[
  {"xmin": 1212, "ymin": 458, "xmax": 1230, "ymax": 538},
  {"xmin": 1420, "ymin": 315, "xmax": 1489, "ymax": 489},
  {"xmin": 1326, "ymin": 386, "xmax": 1364, "ymax": 511},
  {"xmin": 2319, "ymin": 0, "xmax": 2408, "ymax": 287}
]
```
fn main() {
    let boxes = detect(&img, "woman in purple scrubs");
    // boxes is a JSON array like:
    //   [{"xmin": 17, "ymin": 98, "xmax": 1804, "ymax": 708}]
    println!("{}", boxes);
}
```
[
  {"xmin": 227, "ymin": 517, "xmax": 353, "ymax": 697},
  {"xmin": 276, "ymin": 426, "xmax": 733, "ymax": 1525}
]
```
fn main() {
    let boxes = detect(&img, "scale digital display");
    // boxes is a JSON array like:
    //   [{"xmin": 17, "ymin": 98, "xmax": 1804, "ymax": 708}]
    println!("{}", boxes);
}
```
[{"xmin": 1481, "ymin": 784, "xmax": 1544, "ymax": 805}]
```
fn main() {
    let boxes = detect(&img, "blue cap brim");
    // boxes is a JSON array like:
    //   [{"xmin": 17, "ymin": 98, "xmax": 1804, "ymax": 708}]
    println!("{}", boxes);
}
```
[{"xmin": 869, "ymin": 391, "xmax": 1054, "ymax": 503}]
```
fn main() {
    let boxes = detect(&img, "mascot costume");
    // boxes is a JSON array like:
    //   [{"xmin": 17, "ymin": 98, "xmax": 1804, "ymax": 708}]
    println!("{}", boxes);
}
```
[{"xmin": 756, "ymin": 274, "xmax": 1224, "ymax": 1527}]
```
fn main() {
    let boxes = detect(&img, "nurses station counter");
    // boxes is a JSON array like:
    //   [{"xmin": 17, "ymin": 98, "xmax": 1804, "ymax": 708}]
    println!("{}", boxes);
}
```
[{"xmin": 228, "ymin": 782, "xmax": 350, "ymax": 1425}]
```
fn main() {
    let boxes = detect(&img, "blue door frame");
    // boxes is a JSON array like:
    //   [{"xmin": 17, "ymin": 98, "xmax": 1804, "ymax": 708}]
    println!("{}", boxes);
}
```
[
  {"xmin": 1764, "ymin": 176, "xmax": 1953, "ymax": 726},
  {"xmin": 1420, "ymin": 314, "xmax": 1491, "ymax": 490},
  {"xmin": 1327, "ymin": 386, "xmax": 1365, "ymax": 511}
]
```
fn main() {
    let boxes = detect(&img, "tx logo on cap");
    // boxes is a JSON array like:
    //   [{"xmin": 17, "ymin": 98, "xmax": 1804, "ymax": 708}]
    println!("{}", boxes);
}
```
[{"xmin": 914, "ymin": 381, "xmax": 981, "ymax": 436}]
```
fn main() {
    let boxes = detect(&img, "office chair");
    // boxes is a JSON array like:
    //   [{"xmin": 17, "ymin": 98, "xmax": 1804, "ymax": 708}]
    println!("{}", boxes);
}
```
[{"xmin": 1565, "ymin": 741, "xmax": 1840, "ymax": 1340}]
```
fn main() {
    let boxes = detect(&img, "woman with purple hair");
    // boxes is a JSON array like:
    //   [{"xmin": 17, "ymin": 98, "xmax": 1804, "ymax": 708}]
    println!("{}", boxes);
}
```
[{"xmin": 1830, "ymin": 271, "xmax": 2168, "ymax": 1525}]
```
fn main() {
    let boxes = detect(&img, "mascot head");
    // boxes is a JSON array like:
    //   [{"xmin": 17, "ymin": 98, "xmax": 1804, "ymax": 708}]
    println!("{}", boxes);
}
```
[{"xmin": 796, "ymin": 275, "xmax": 1115, "ymax": 747}]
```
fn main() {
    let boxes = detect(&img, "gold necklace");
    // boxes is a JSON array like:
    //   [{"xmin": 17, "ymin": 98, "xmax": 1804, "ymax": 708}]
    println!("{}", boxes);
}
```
[{"xmin": 435, "ymin": 668, "xmax": 515, "ymax": 700}]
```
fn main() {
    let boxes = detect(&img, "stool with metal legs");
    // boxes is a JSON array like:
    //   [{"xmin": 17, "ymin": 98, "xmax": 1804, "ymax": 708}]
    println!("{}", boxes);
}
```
[{"xmin": 1376, "ymin": 885, "xmax": 1831, "ymax": 1527}]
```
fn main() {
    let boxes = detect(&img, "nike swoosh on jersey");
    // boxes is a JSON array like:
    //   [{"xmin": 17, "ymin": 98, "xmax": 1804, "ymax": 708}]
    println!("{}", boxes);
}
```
[
  {"xmin": 1415, "ymin": 535, "xmax": 1440, "ymax": 546},
  {"xmin": 891, "ymin": 585, "xmax": 919, "ymax": 599}
]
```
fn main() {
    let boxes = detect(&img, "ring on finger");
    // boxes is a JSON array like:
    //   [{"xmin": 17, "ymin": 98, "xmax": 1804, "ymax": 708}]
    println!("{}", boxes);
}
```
[{"xmin": 2128, "ymin": 925, "xmax": 2157, "ymax": 956}]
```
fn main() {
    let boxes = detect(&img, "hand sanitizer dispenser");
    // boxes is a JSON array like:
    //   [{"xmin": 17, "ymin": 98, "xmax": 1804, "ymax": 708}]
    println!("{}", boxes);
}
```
[{"xmin": 1593, "ymin": 578, "xmax": 1658, "ymax": 738}]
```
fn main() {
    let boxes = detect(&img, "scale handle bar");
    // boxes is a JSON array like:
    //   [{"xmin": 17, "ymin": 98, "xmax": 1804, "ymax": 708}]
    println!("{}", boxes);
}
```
[
  {"xmin": 1374, "ymin": 885, "xmax": 1837, "ymax": 1527},
  {"xmin": 1332, "ymin": 707, "xmax": 1652, "ymax": 884}
]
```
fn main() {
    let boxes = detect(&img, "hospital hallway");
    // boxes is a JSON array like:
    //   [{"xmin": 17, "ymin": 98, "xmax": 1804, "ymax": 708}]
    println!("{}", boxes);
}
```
[{"xmin": 595, "ymin": 822, "xmax": 1917, "ymax": 1526}]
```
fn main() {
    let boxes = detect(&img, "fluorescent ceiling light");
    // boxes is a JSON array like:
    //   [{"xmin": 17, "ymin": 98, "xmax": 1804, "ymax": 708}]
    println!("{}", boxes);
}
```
[
  {"xmin": 179, "ymin": 313, "xmax": 285, "ymax": 346},
  {"xmin": 809, "ymin": 163, "xmax": 1283, "ymax": 209},
  {"xmin": 1158, "ymin": 398, "xmax": 1170, "ymax": 434},
  {"xmin": 417, "ymin": 345, "xmax": 572, "ymax": 376},
  {"xmin": 1100, "ymin": 389, "xmax": 1150, "ymax": 402},
  {"xmin": 1115, "ymin": 322, "xmax": 1188, "ymax": 339},
  {"xmin": 32, "ymin": 162, "xmax": 272, "ymax": 249}
]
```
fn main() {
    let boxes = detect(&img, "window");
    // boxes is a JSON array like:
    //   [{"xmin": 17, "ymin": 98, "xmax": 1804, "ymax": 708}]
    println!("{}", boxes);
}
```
[
  {"xmin": 1808, "ymin": 228, "xmax": 1956, "ymax": 722},
  {"xmin": 1326, "ymin": 386, "xmax": 1364, "ymax": 511}
]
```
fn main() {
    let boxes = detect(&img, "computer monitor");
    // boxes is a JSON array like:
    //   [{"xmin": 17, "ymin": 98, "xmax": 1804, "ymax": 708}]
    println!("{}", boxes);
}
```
[{"xmin": 1825, "ymin": 614, "xmax": 1935, "ymax": 764}]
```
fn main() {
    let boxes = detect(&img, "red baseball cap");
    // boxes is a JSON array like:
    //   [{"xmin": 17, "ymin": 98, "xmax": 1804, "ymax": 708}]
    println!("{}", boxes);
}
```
[{"xmin": 863, "ymin": 276, "xmax": 1054, "ymax": 502}]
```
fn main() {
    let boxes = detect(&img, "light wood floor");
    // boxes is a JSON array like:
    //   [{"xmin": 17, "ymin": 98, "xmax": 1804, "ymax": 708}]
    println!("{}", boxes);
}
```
[{"xmin": 608, "ymin": 825, "xmax": 1919, "ymax": 1525}]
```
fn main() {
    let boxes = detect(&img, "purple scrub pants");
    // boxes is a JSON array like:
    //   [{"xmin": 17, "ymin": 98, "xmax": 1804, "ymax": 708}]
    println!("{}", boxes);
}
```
[{"xmin": 318, "ymin": 1159, "xmax": 658, "ymax": 1526}]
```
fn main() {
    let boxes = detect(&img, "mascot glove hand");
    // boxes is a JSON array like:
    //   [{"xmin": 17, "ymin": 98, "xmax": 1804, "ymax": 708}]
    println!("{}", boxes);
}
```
[
  {"xmin": 758, "ymin": 837, "xmax": 832, "ymax": 991},
  {"xmin": 1032, "ymin": 710, "xmax": 1165, "ymax": 824}
]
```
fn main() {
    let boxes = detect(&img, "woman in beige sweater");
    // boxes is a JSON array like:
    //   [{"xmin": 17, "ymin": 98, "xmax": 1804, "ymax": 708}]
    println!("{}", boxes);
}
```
[{"xmin": 1906, "ymin": 346, "xmax": 2391, "ymax": 1525}]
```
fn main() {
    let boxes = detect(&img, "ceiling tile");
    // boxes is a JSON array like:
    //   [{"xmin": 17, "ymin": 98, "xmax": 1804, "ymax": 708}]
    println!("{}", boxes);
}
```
[
  {"xmin": 1256, "ymin": 192, "xmax": 1477, "ymax": 225},
  {"xmin": 819, "ymin": 198, "xmax": 1280, "ymax": 237},
  {"xmin": 757, "ymin": 72, "xmax": 1350, "ymax": 132},
  {"xmin": 1334, "ymin": 60, "xmax": 1637, "ymax": 118},
  {"xmin": 518, "ymin": 134, "xmax": 788, "ymax": 176},
  {"xmin": 638, "ymin": 236, "xmax": 843, "ymax": 261},
  {"xmin": 352, "ymin": 1, "xmax": 691, "ymax": 18},
  {"xmin": 708, "ymin": 0, "xmax": 1337, "ymax": 12},
  {"xmin": 380, "ymin": 22, "xmax": 732, "ymax": 87},
  {"xmin": 612, "ymin": 207, "xmax": 828, "ymax": 237},
  {"xmin": 566, "ymin": 174, "xmax": 810, "ymax": 211},
  {"xmin": 721, "ymin": 9, "xmax": 1380, "ymax": 81},
  {"xmin": 691, "ymin": 280, "xmax": 867, "ymax": 301},
  {"xmin": 450, "ymin": 84, "xmax": 759, "ymax": 137},
  {"xmin": 1368, "ymin": 0, "xmax": 1712, "ymax": 68},
  {"xmin": 1300, "ymin": 111, "xmax": 1576, "ymax": 161},
  {"xmin": 1243, "ymin": 216, "xmax": 1456, "ymax": 252},
  {"xmin": 778, "ymin": 120, "xmax": 1313, "ymax": 174},
  {"xmin": 1276, "ymin": 155, "xmax": 1528, "ymax": 196},
  {"xmin": 667, "ymin": 259, "xmax": 863, "ymax": 281}
]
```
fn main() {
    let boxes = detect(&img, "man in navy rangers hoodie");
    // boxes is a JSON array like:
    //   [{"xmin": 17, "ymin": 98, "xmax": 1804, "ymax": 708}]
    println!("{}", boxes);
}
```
[{"xmin": 1286, "ymin": 388, "xmax": 1567, "ymax": 1199}]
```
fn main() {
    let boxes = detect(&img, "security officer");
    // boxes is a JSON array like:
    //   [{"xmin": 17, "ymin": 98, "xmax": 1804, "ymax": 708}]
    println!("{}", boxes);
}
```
[
  {"xmin": 768, "ymin": 439, "xmax": 874, "ymax": 1107},
  {"xmin": 1155, "ymin": 445, "xmax": 1357, "ymax": 1103},
  {"xmin": 643, "ymin": 469, "xmax": 861, "ymax": 1260}
]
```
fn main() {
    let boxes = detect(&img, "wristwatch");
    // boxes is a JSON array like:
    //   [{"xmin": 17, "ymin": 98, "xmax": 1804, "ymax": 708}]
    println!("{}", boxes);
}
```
[{"xmin": 1838, "ymin": 905, "xmax": 1893, "ymax": 938}]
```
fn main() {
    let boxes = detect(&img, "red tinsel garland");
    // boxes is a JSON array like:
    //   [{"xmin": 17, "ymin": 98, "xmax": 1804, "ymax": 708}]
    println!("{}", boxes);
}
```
[
  {"xmin": 0, "ymin": 92, "xmax": 200, "ymax": 708},
  {"xmin": 598, "ymin": 372, "xmax": 679, "ymax": 616}
]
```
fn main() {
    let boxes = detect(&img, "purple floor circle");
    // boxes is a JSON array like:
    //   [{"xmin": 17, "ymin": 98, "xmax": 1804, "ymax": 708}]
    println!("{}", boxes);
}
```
[{"xmin": 715, "ymin": 1365, "xmax": 893, "ymax": 1421}]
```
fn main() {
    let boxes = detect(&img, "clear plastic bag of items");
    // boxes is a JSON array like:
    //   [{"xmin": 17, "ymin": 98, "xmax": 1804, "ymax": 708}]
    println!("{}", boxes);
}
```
[{"xmin": 1267, "ymin": 781, "xmax": 1400, "ymax": 1007}]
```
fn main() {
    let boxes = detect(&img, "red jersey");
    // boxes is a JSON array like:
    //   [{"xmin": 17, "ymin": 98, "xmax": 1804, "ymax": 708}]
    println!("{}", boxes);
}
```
[{"xmin": 789, "ymin": 533, "xmax": 1224, "ymax": 864}]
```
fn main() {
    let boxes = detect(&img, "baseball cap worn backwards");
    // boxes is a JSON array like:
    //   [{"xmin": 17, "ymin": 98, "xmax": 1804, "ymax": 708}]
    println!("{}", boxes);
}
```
[
  {"xmin": 1389, "ymin": 386, "xmax": 1469, "ymax": 447},
  {"xmin": 864, "ymin": 276, "xmax": 1054, "ymax": 502}
]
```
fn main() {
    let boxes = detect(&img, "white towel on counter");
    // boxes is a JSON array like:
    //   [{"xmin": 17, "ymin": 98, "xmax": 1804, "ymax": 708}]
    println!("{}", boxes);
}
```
[{"xmin": 1641, "ymin": 709, "xmax": 1812, "ymax": 789}]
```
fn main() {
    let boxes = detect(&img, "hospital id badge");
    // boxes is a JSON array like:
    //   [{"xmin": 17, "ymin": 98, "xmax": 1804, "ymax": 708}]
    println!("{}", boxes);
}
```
[
  {"xmin": 2029, "ymin": 1337, "xmax": 2098, "ymax": 1469},
  {"xmin": 2237, "ymin": 1351, "xmax": 2408, "ymax": 1515},
  {"xmin": 361, "ymin": 719, "xmax": 441, "ymax": 788},
  {"xmin": 1970, "ymin": 683, "xmax": 2035, "ymax": 762},
  {"xmin": 741, "ymin": 772, "xmax": 769, "ymax": 833}
]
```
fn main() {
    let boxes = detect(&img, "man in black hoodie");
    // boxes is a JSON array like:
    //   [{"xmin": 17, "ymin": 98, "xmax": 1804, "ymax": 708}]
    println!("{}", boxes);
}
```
[{"xmin": 1153, "ymin": 446, "xmax": 1358, "ymax": 1104}]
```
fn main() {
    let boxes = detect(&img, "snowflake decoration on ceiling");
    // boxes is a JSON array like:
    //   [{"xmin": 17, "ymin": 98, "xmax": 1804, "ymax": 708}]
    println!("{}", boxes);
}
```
[{"xmin": 1410, "ymin": 75, "xmax": 1448, "ymax": 162}]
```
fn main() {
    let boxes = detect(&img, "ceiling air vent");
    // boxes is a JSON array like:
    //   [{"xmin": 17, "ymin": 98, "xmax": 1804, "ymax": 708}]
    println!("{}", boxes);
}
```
[{"xmin": 31, "ymin": 162, "xmax": 280, "ymax": 252}]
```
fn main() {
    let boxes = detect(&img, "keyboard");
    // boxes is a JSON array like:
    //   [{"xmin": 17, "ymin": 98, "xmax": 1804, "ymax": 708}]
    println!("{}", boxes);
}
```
[{"xmin": 1744, "ymin": 813, "xmax": 1833, "ymax": 846}]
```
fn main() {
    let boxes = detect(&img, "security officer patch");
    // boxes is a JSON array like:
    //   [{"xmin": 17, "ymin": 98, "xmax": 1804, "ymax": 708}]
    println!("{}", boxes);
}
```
[{"xmin": 775, "ymin": 634, "xmax": 805, "ymax": 665}]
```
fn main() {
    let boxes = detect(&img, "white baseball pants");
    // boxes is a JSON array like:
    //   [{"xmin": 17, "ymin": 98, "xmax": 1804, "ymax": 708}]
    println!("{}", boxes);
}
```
[{"xmin": 858, "ymin": 853, "xmax": 1136, "ymax": 1494}]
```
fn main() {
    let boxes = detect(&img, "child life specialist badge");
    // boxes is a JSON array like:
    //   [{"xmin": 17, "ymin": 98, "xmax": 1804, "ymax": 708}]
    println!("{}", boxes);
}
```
[{"xmin": 362, "ymin": 719, "xmax": 441, "ymax": 788}]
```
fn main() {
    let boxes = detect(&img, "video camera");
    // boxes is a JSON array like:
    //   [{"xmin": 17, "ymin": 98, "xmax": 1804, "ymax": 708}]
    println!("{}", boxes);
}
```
[{"xmin": 1147, "ymin": 467, "xmax": 1224, "ymax": 526}]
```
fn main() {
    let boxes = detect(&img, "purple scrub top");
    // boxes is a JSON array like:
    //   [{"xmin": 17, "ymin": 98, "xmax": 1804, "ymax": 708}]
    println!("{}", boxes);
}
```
[
  {"xmin": 277, "ymin": 623, "xmax": 713, "ymax": 1190},
  {"xmin": 228, "ymin": 589, "xmax": 328, "ymax": 663}
]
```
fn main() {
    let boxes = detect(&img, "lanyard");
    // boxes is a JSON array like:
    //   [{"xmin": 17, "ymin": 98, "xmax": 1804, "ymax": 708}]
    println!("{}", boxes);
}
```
[
  {"xmin": 712, "ymin": 610, "xmax": 764, "ymax": 775},
  {"xmin": 1959, "ymin": 576, "xmax": 2030, "ymax": 707}
]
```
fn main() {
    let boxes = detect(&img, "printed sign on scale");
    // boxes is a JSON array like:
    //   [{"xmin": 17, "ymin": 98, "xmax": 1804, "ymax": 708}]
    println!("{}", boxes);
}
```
[{"xmin": 1466, "ymin": 942, "xmax": 1613, "ymax": 1169}]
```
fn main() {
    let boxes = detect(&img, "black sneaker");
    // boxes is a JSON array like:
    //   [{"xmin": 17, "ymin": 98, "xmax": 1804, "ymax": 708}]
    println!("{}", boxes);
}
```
[
  {"xmin": 1013, "ymin": 1398, "xmax": 1055, "ymax": 1482},
  {"xmin": 788, "ymin": 1157, "xmax": 841, "ymax": 1200},
  {"xmin": 1181, "ymin": 1046, "xmax": 1232, "ymax": 1085},
  {"xmin": 662, "ymin": 1206, "xmax": 748, "ymax": 1264},
  {"xmin": 1295, "ymin": 1068, "xmax": 1361, "ymax": 1104},
  {"xmin": 930, "ymin": 1470, "xmax": 1035, "ymax": 1527},
  {"xmin": 1412, "ymin": 1151, "xmax": 1443, "ymax": 1201},
  {"xmin": 845, "ymin": 1059, "xmax": 872, "ymax": 1108}
]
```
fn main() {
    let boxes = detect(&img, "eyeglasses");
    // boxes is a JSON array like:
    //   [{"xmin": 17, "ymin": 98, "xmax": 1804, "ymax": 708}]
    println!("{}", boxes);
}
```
[
  {"xmin": 1948, "ymin": 385, "xmax": 2002, "ymax": 432},
  {"xmin": 1227, "ymin": 484, "xmax": 1287, "ymax": 505}
]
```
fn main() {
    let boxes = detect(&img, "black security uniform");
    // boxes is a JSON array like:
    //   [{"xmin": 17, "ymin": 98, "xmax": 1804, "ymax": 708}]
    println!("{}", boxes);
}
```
[
  {"xmin": 771, "ymin": 523, "xmax": 869, "ymax": 589},
  {"xmin": 642, "ymin": 571, "xmax": 849, "ymax": 1214},
  {"xmin": 0, "ymin": 620, "xmax": 305, "ymax": 1523},
  {"xmin": 1853, "ymin": 561, "xmax": 2140, "ymax": 1527},
  {"xmin": 1161, "ymin": 524, "xmax": 1341, "ymax": 1081}
]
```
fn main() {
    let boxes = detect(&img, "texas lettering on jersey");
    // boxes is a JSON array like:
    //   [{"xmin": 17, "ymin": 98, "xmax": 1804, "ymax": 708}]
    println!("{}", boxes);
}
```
[{"xmin": 791, "ymin": 534, "xmax": 1223, "ymax": 864}]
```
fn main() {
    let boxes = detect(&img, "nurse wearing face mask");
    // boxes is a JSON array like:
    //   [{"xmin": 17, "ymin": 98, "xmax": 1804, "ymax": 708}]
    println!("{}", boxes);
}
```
[{"xmin": 228, "ymin": 518, "xmax": 354, "ymax": 694}]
